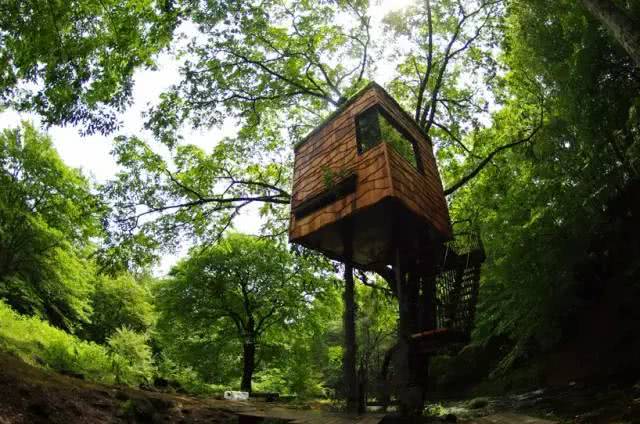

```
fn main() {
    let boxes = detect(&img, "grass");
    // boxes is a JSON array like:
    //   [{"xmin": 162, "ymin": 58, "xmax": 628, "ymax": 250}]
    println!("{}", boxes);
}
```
[{"xmin": 0, "ymin": 300, "xmax": 144, "ymax": 386}]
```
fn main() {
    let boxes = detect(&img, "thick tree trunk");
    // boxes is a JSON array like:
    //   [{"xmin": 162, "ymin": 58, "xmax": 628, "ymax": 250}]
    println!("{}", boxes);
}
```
[
  {"xmin": 343, "ymin": 263, "xmax": 359, "ymax": 412},
  {"xmin": 241, "ymin": 341, "xmax": 255, "ymax": 393},
  {"xmin": 581, "ymin": 0, "xmax": 640, "ymax": 68}
]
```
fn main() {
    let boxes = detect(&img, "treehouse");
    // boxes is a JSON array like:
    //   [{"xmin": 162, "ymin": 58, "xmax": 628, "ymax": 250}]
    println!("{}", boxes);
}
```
[{"xmin": 289, "ymin": 82, "xmax": 452, "ymax": 270}]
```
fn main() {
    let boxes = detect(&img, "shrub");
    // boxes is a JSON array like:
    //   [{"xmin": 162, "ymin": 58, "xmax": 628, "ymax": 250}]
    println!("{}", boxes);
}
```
[
  {"xmin": 107, "ymin": 327, "xmax": 154, "ymax": 386},
  {"xmin": 155, "ymin": 355, "xmax": 226, "ymax": 395},
  {"xmin": 0, "ymin": 300, "xmax": 152, "ymax": 386}
]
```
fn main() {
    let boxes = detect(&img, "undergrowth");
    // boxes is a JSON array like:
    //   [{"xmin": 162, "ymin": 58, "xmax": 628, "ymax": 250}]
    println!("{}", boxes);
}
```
[{"xmin": 0, "ymin": 300, "xmax": 151, "ymax": 386}]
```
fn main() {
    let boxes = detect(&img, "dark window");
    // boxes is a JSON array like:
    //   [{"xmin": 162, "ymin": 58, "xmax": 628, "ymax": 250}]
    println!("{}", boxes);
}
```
[
  {"xmin": 355, "ymin": 106, "xmax": 421, "ymax": 171},
  {"xmin": 355, "ymin": 107, "xmax": 380, "ymax": 153}
]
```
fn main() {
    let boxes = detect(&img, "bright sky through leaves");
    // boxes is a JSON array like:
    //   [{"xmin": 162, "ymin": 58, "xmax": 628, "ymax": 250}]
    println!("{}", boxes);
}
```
[{"xmin": 0, "ymin": 0, "xmax": 415, "ymax": 272}]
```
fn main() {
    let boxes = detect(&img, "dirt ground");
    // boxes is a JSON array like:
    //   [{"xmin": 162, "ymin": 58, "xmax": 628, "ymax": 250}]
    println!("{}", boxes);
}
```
[
  {"xmin": 2, "ymin": 349, "xmax": 640, "ymax": 424},
  {"xmin": 0, "ymin": 351, "xmax": 237, "ymax": 423}
]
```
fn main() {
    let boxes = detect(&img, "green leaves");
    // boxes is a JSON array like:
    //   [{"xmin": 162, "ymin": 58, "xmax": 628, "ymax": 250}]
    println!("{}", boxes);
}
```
[
  {"xmin": 146, "ymin": 0, "xmax": 371, "ymax": 145},
  {"xmin": 100, "ymin": 132, "xmax": 292, "ymax": 271},
  {"xmin": 448, "ymin": 0, "xmax": 640, "ymax": 368},
  {"xmin": 0, "ymin": 0, "xmax": 179, "ymax": 134},
  {"xmin": 0, "ymin": 123, "xmax": 105, "ymax": 330},
  {"xmin": 154, "ymin": 233, "xmax": 332, "ymax": 388}
]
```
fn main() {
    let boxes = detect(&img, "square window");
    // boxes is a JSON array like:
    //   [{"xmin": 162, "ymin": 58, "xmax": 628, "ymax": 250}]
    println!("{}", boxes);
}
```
[
  {"xmin": 355, "ymin": 107, "xmax": 421, "ymax": 171},
  {"xmin": 355, "ymin": 107, "xmax": 381, "ymax": 153},
  {"xmin": 379, "ymin": 113, "xmax": 419, "ymax": 169}
]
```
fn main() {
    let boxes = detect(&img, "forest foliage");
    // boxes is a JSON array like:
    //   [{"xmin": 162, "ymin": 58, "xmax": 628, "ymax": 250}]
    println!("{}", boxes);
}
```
[{"xmin": 0, "ymin": 0, "xmax": 639, "ymax": 399}]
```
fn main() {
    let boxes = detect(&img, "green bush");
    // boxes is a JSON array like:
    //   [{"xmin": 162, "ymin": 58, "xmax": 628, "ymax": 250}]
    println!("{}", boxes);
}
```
[
  {"xmin": 155, "ymin": 355, "xmax": 227, "ymax": 395},
  {"xmin": 107, "ymin": 327, "xmax": 154, "ymax": 386},
  {"xmin": 0, "ymin": 300, "xmax": 152, "ymax": 386}
]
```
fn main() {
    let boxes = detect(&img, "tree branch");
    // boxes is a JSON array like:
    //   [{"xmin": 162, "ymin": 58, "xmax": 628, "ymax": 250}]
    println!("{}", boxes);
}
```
[
  {"xmin": 415, "ymin": 0, "xmax": 433, "ymax": 123},
  {"xmin": 443, "ymin": 123, "xmax": 542, "ymax": 196}
]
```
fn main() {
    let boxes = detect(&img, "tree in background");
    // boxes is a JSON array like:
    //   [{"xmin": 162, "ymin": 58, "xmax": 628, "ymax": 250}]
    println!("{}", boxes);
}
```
[
  {"xmin": 580, "ymin": 0, "xmax": 640, "ymax": 67},
  {"xmin": 155, "ymin": 233, "xmax": 328, "ymax": 393},
  {"xmin": 0, "ymin": 123, "xmax": 104, "ymax": 330},
  {"xmin": 448, "ymin": 0, "xmax": 639, "ymax": 371},
  {"xmin": 354, "ymin": 282, "xmax": 397, "ymax": 408},
  {"xmin": 83, "ymin": 273, "xmax": 155, "ymax": 344}
]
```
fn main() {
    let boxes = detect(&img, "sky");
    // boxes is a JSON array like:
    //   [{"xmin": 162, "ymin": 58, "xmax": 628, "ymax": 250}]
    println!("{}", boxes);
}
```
[{"xmin": 0, "ymin": 0, "xmax": 416, "ymax": 273}]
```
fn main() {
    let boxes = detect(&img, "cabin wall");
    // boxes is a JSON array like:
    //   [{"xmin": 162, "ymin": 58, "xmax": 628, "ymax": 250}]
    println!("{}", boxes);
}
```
[
  {"xmin": 373, "ymin": 87, "xmax": 452, "ymax": 239},
  {"xmin": 290, "ymin": 88, "xmax": 392, "ymax": 241},
  {"xmin": 290, "ymin": 84, "xmax": 452, "ymax": 244}
]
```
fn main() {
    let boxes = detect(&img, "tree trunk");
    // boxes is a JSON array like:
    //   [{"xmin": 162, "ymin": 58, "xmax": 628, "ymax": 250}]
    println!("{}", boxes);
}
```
[
  {"xmin": 357, "ymin": 360, "xmax": 367, "ymax": 414},
  {"xmin": 241, "ymin": 341, "xmax": 256, "ymax": 393},
  {"xmin": 379, "ymin": 344, "xmax": 397, "ymax": 412},
  {"xmin": 343, "ymin": 263, "xmax": 359, "ymax": 413},
  {"xmin": 581, "ymin": 0, "xmax": 640, "ymax": 68}
]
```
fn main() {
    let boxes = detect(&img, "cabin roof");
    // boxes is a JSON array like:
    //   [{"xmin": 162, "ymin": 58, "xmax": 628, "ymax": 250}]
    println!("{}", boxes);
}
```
[{"xmin": 293, "ymin": 81, "xmax": 431, "ymax": 151}]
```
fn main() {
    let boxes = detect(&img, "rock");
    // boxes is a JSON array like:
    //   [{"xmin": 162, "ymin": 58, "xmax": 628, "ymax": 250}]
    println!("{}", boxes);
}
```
[
  {"xmin": 96, "ymin": 389, "xmax": 113, "ymax": 399},
  {"xmin": 469, "ymin": 397, "xmax": 490, "ymax": 409},
  {"xmin": 139, "ymin": 382, "xmax": 157, "ymax": 392},
  {"xmin": 91, "ymin": 400, "xmax": 111, "ymax": 410}
]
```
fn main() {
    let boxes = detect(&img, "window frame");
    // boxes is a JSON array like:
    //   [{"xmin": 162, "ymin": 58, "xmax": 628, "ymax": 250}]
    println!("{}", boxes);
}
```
[{"xmin": 354, "ymin": 105, "xmax": 424, "ymax": 174}]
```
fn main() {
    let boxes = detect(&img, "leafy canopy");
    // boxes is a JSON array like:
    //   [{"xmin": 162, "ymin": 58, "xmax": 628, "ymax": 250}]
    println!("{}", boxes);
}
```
[
  {"xmin": 155, "ymin": 233, "xmax": 331, "ymax": 387},
  {"xmin": 0, "ymin": 0, "xmax": 178, "ymax": 134},
  {"xmin": 0, "ymin": 123, "xmax": 105, "ymax": 330}
]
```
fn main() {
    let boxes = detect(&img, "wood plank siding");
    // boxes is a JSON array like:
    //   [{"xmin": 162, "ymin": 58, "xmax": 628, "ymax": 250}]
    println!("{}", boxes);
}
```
[{"xmin": 289, "ymin": 82, "xmax": 452, "ymax": 267}]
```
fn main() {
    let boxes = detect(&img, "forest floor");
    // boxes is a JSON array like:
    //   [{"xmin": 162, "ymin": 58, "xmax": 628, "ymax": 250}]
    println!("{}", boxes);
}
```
[
  {"xmin": 0, "ymin": 351, "xmax": 238, "ymax": 423},
  {"xmin": 423, "ymin": 382, "xmax": 640, "ymax": 423},
  {"xmin": 1, "ymin": 349, "xmax": 640, "ymax": 424}
]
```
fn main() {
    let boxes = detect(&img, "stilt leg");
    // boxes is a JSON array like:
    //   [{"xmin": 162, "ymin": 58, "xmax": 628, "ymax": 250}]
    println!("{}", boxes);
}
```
[
  {"xmin": 342, "ymin": 223, "xmax": 359, "ymax": 413},
  {"xmin": 394, "ymin": 247, "xmax": 426, "ymax": 417}
]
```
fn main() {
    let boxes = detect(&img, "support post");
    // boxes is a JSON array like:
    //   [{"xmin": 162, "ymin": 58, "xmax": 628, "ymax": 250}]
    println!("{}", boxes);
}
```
[
  {"xmin": 342, "ymin": 223, "xmax": 359, "ymax": 413},
  {"xmin": 394, "ymin": 247, "xmax": 426, "ymax": 417}
]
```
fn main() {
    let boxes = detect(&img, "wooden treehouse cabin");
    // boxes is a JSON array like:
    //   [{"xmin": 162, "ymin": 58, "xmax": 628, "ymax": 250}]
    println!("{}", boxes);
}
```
[
  {"xmin": 288, "ymin": 82, "xmax": 485, "ymax": 365},
  {"xmin": 289, "ymin": 82, "xmax": 452, "ymax": 270}
]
